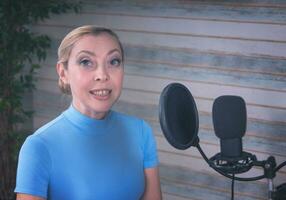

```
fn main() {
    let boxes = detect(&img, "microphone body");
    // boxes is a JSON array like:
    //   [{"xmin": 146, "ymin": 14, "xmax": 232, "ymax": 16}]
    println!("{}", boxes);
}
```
[
  {"xmin": 211, "ymin": 95, "xmax": 255, "ymax": 174},
  {"xmin": 212, "ymin": 95, "xmax": 246, "ymax": 158}
]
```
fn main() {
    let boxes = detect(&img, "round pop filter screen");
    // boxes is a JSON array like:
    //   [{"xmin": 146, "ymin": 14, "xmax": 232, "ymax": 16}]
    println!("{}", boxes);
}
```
[{"xmin": 159, "ymin": 83, "xmax": 199, "ymax": 150}]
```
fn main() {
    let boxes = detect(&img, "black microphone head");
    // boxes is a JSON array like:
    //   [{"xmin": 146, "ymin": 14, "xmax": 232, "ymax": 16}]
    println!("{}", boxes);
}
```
[
  {"xmin": 212, "ymin": 95, "xmax": 247, "ymax": 158},
  {"xmin": 212, "ymin": 95, "xmax": 247, "ymax": 139},
  {"xmin": 159, "ymin": 83, "xmax": 199, "ymax": 150}
]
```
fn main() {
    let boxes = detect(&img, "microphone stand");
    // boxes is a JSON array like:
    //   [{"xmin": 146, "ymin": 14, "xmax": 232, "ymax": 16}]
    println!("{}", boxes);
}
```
[
  {"xmin": 194, "ymin": 140, "xmax": 286, "ymax": 200},
  {"xmin": 253, "ymin": 156, "xmax": 277, "ymax": 200}
]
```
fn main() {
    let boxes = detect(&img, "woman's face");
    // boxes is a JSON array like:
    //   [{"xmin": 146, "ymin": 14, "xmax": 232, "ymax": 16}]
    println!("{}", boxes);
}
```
[{"xmin": 58, "ymin": 33, "xmax": 124, "ymax": 119}]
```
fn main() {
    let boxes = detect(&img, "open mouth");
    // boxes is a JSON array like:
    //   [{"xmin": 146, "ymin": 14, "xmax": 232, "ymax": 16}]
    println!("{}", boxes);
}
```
[{"xmin": 90, "ymin": 89, "xmax": 112, "ymax": 98}]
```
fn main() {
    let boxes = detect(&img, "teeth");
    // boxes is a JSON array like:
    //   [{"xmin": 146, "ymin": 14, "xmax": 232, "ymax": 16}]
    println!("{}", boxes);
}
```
[{"xmin": 92, "ymin": 89, "xmax": 110, "ymax": 96}]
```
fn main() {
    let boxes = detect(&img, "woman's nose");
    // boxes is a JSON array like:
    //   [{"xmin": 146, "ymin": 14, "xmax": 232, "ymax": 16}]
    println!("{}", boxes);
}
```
[{"xmin": 94, "ymin": 65, "xmax": 109, "ymax": 82}]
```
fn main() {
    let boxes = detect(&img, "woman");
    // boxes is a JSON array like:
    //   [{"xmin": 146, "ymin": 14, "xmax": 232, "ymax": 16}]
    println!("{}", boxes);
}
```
[{"xmin": 15, "ymin": 25, "xmax": 162, "ymax": 200}]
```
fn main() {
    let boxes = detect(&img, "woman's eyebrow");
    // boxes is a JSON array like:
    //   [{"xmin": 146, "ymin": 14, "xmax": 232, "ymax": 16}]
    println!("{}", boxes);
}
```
[
  {"xmin": 77, "ymin": 50, "xmax": 95, "ymax": 57},
  {"xmin": 107, "ymin": 48, "xmax": 121, "ymax": 56},
  {"xmin": 76, "ymin": 49, "xmax": 121, "ymax": 57}
]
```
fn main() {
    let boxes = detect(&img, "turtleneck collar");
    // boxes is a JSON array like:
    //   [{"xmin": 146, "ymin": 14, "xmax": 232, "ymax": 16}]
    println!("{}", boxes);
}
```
[{"xmin": 63, "ymin": 104, "xmax": 113, "ymax": 134}]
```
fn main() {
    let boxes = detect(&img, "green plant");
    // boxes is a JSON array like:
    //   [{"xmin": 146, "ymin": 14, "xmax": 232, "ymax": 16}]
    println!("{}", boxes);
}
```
[{"xmin": 0, "ymin": 1, "xmax": 81, "ymax": 199}]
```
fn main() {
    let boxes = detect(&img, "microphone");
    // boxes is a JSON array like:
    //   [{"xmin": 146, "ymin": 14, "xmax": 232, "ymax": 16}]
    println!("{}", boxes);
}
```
[
  {"xmin": 212, "ymin": 95, "xmax": 246, "ymax": 158},
  {"xmin": 159, "ymin": 84, "xmax": 256, "ymax": 174},
  {"xmin": 159, "ymin": 83, "xmax": 286, "ymax": 199},
  {"xmin": 210, "ymin": 95, "xmax": 256, "ymax": 174}
]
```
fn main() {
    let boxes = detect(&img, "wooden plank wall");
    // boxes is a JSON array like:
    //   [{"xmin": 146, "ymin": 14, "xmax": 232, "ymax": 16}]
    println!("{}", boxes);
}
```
[{"xmin": 31, "ymin": 0, "xmax": 286, "ymax": 199}]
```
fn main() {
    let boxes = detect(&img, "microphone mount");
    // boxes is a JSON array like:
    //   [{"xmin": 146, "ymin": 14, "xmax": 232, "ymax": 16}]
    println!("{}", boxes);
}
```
[
  {"xmin": 209, "ymin": 151, "xmax": 257, "ymax": 174},
  {"xmin": 195, "ymin": 142, "xmax": 286, "ymax": 200},
  {"xmin": 158, "ymin": 83, "xmax": 286, "ymax": 199}
]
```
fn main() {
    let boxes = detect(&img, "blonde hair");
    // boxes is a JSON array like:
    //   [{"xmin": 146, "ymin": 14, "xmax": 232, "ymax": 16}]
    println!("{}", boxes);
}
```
[{"xmin": 57, "ymin": 25, "xmax": 124, "ymax": 94}]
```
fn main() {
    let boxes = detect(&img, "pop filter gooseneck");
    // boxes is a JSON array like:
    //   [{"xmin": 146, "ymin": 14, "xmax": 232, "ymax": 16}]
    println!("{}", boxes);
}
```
[{"xmin": 159, "ymin": 83, "xmax": 199, "ymax": 150}]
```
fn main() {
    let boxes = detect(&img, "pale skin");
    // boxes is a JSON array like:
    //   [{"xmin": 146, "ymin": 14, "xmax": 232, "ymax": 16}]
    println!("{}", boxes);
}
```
[{"xmin": 17, "ymin": 33, "xmax": 162, "ymax": 200}]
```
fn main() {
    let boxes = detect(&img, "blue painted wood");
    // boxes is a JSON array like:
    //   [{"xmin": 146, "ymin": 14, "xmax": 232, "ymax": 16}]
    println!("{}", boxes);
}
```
[
  {"xmin": 42, "ymin": 13, "xmax": 286, "ymax": 41},
  {"xmin": 160, "ymin": 178, "xmax": 262, "ymax": 200},
  {"xmin": 124, "ymin": 45, "xmax": 286, "ymax": 74},
  {"xmin": 124, "ymin": 63, "xmax": 286, "ymax": 91},
  {"xmin": 188, "ymin": 0, "xmax": 286, "ymax": 3},
  {"xmin": 83, "ymin": 0, "xmax": 286, "ymax": 23},
  {"xmin": 159, "ymin": 163, "xmax": 268, "ymax": 199},
  {"xmin": 33, "ymin": 25, "xmax": 286, "ymax": 57}
]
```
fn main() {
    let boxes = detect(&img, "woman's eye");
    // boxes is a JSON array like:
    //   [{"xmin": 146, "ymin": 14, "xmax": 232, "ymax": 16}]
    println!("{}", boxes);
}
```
[
  {"xmin": 110, "ymin": 58, "xmax": 121, "ymax": 67},
  {"xmin": 79, "ymin": 59, "xmax": 93, "ymax": 67}
]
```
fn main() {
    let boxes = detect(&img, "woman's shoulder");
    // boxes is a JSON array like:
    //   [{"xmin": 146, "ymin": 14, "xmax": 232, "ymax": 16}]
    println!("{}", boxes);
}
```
[
  {"xmin": 33, "ymin": 112, "xmax": 67, "ymax": 138},
  {"xmin": 22, "ymin": 111, "xmax": 71, "ymax": 151}
]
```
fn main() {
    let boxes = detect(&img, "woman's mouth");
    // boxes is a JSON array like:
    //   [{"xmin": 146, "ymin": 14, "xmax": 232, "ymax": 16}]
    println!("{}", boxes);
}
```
[{"xmin": 90, "ymin": 89, "xmax": 111, "ymax": 100}]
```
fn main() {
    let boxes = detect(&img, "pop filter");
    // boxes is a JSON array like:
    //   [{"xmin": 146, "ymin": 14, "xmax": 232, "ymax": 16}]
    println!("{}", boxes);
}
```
[{"xmin": 159, "ymin": 83, "xmax": 199, "ymax": 150}]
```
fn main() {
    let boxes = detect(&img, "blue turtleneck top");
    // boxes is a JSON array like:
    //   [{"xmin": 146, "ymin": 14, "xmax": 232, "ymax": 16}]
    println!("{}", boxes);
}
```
[{"xmin": 15, "ymin": 105, "xmax": 158, "ymax": 200}]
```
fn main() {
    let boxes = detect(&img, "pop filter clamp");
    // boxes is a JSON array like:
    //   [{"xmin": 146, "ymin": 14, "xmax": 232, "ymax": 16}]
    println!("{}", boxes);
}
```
[{"xmin": 159, "ymin": 82, "xmax": 286, "ymax": 200}]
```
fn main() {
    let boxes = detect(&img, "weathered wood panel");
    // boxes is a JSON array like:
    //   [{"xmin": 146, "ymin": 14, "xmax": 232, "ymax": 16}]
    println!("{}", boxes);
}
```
[
  {"xmin": 33, "ymin": 25, "xmax": 286, "ymax": 57},
  {"xmin": 82, "ymin": 0, "xmax": 286, "ymax": 24},
  {"xmin": 31, "ymin": 0, "xmax": 286, "ymax": 199},
  {"xmin": 42, "ymin": 13, "xmax": 286, "ymax": 41}
]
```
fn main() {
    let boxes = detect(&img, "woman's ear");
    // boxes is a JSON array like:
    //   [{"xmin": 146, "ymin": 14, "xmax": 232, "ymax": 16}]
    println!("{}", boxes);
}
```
[{"xmin": 56, "ymin": 62, "xmax": 69, "ymax": 84}]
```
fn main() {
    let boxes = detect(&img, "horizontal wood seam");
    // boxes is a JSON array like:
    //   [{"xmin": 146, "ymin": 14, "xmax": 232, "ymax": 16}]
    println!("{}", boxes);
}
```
[
  {"xmin": 81, "ymin": 11, "xmax": 286, "ymax": 26},
  {"xmin": 126, "ymin": 58, "xmax": 286, "ymax": 77}
]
